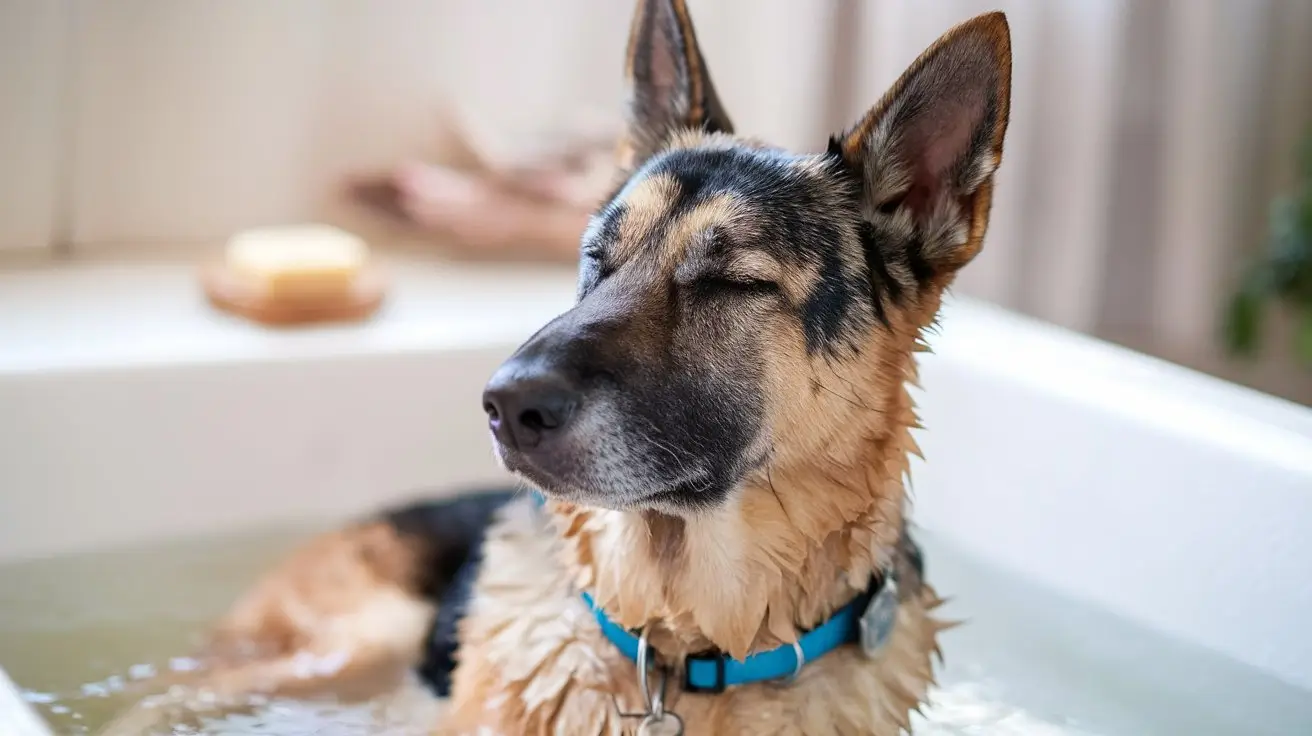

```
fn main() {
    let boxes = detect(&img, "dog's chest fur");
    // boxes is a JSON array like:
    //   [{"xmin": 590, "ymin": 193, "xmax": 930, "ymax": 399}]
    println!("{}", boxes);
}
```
[{"xmin": 442, "ymin": 498, "xmax": 942, "ymax": 736}]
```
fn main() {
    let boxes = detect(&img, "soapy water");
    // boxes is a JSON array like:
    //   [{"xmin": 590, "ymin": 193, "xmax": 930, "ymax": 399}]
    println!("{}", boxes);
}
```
[{"xmin": 2, "ymin": 526, "xmax": 1309, "ymax": 735}]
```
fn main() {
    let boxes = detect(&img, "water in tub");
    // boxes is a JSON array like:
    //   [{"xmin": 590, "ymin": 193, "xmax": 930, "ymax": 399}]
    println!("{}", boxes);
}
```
[{"xmin": 1, "ymin": 526, "xmax": 1308, "ymax": 735}]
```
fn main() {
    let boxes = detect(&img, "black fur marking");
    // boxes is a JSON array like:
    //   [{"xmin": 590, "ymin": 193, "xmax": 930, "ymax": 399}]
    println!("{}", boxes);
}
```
[
  {"xmin": 828, "ymin": 139, "xmax": 940, "ymax": 314},
  {"xmin": 644, "ymin": 147, "xmax": 870, "ymax": 355},
  {"xmin": 801, "ymin": 243, "xmax": 862, "ymax": 353},
  {"xmin": 382, "ymin": 489, "xmax": 516, "ymax": 600},
  {"xmin": 418, "ymin": 530, "xmax": 486, "ymax": 698},
  {"xmin": 906, "ymin": 237, "xmax": 936, "ymax": 284},
  {"xmin": 381, "ymin": 489, "xmax": 518, "ymax": 697},
  {"xmin": 588, "ymin": 203, "xmax": 625, "ymax": 258},
  {"xmin": 859, "ymin": 220, "xmax": 912, "ymax": 327},
  {"xmin": 826, "ymin": 135, "xmax": 845, "ymax": 158},
  {"xmin": 691, "ymin": 277, "xmax": 781, "ymax": 300},
  {"xmin": 579, "ymin": 204, "xmax": 625, "ymax": 297},
  {"xmin": 518, "ymin": 264, "xmax": 768, "ymax": 509},
  {"xmin": 823, "ymin": 135, "xmax": 864, "ymax": 189},
  {"xmin": 618, "ymin": 357, "xmax": 765, "ymax": 508}
]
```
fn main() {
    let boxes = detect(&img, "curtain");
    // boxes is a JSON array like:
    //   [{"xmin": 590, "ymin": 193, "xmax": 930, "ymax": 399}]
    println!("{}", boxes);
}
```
[
  {"xmin": 442, "ymin": 0, "xmax": 1312, "ymax": 402},
  {"xmin": 4, "ymin": 0, "xmax": 1309, "ymax": 401}
]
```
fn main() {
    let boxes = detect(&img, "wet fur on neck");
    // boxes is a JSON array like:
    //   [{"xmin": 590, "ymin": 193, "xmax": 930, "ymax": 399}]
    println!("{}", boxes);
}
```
[{"xmin": 549, "ymin": 304, "xmax": 934, "ymax": 661}]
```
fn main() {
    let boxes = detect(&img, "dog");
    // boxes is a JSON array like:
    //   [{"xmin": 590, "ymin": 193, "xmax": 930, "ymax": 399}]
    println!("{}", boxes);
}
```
[{"xmin": 100, "ymin": 2, "xmax": 1010, "ymax": 733}]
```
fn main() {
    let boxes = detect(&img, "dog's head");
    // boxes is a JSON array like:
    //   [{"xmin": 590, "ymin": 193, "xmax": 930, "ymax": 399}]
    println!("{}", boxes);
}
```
[{"xmin": 484, "ymin": 0, "xmax": 1011, "ymax": 514}]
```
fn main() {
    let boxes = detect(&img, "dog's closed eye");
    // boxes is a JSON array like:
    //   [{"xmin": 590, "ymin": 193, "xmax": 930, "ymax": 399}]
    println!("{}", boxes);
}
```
[
  {"xmin": 580, "ymin": 245, "xmax": 613, "ymax": 275},
  {"xmin": 674, "ymin": 246, "xmax": 783, "ymax": 297},
  {"xmin": 698, "ymin": 273, "xmax": 780, "ymax": 295},
  {"xmin": 686, "ymin": 263, "xmax": 782, "ymax": 299},
  {"xmin": 722, "ymin": 250, "xmax": 782, "ymax": 285}
]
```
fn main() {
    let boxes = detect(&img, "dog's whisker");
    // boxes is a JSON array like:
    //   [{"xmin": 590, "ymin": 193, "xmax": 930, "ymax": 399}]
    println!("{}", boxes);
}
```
[{"xmin": 629, "ymin": 413, "xmax": 706, "ymax": 480}]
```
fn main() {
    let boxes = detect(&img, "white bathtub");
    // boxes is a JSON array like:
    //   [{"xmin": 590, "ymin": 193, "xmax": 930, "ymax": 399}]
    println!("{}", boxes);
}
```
[{"xmin": 3, "ymin": 257, "xmax": 1311, "ymax": 732}]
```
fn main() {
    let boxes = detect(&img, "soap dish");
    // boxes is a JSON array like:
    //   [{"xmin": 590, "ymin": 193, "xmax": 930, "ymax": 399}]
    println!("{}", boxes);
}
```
[{"xmin": 200, "ymin": 262, "xmax": 387, "ymax": 327}]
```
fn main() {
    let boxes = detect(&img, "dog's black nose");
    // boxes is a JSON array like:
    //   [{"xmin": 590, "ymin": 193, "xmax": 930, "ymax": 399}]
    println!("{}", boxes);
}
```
[{"xmin": 482, "ymin": 367, "xmax": 579, "ymax": 450}]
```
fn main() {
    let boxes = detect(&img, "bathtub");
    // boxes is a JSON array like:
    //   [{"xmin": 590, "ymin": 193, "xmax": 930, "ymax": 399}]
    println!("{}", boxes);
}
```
[{"xmin": 3, "ymin": 256, "xmax": 1311, "ymax": 733}]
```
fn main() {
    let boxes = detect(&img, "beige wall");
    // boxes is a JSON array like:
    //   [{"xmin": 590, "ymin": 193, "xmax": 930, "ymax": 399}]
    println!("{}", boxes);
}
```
[{"xmin": 0, "ymin": 2, "xmax": 69, "ymax": 254}]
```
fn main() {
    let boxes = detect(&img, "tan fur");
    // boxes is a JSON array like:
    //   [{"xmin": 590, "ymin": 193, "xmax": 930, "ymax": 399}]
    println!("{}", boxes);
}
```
[
  {"xmin": 665, "ymin": 194, "xmax": 741, "ymax": 262},
  {"xmin": 445, "ymin": 497, "xmax": 949, "ymax": 736},
  {"xmin": 614, "ymin": 173, "xmax": 679, "ymax": 261},
  {"xmin": 444, "ymin": 286, "xmax": 947, "ymax": 734},
  {"xmin": 722, "ymin": 248, "xmax": 788, "ymax": 289},
  {"xmin": 611, "ymin": 181, "xmax": 750, "ymax": 278},
  {"xmin": 202, "ymin": 523, "xmax": 434, "ymax": 672},
  {"xmin": 98, "ymin": 523, "xmax": 438, "ymax": 734},
  {"xmin": 439, "ymin": 8, "xmax": 1011, "ymax": 733}
]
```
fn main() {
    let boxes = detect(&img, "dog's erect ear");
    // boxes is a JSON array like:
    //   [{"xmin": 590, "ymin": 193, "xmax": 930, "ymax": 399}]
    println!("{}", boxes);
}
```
[
  {"xmin": 617, "ymin": 0, "xmax": 734, "ymax": 172},
  {"xmin": 837, "ymin": 12, "xmax": 1012, "ymax": 275}
]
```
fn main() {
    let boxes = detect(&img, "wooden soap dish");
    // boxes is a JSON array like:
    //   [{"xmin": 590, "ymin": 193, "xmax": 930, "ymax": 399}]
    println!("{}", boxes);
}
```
[{"xmin": 200, "ymin": 262, "xmax": 387, "ymax": 327}]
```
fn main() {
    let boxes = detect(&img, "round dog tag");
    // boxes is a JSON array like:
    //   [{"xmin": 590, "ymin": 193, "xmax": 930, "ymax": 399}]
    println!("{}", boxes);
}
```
[{"xmin": 637, "ymin": 711, "xmax": 684, "ymax": 736}]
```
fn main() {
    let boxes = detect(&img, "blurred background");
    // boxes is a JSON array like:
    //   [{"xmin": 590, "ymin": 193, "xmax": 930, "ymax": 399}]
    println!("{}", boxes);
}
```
[
  {"xmin": 1, "ymin": 0, "xmax": 1310, "ymax": 404},
  {"xmin": 3, "ymin": 5, "xmax": 1312, "ymax": 732}
]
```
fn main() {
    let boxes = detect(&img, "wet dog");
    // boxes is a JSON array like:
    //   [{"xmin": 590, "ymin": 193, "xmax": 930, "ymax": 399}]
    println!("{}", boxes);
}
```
[{"xmin": 101, "ymin": 3, "xmax": 1011, "ymax": 733}]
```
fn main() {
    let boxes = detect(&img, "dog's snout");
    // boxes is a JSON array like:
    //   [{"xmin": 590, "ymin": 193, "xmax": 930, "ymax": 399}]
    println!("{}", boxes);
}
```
[{"xmin": 482, "ymin": 366, "xmax": 580, "ymax": 451}]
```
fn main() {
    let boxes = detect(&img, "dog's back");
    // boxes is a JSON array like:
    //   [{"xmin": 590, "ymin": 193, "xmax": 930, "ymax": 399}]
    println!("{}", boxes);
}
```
[
  {"xmin": 98, "ymin": 489, "xmax": 517, "ymax": 733},
  {"xmin": 383, "ymin": 490, "xmax": 518, "ymax": 696}
]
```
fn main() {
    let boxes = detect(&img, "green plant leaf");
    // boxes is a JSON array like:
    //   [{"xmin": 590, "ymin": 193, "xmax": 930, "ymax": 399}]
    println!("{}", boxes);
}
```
[
  {"xmin": 1300, "ymin": 127, "xmax": 1312, "ymax": 180},
  {"xmin": 1223, "ymin": 127, "xmax": 1312, "ymax": 360},
  {"xmin": 1298, "ymin": 188, "xmax": 1312, "ymax": 238},
  {"xmin": 1224, "ymin": 286, "xmax": 1263, "ymax": 358},
  {"xmin": 1297, "ymin": 307, "xmax": 1312, "ymax": 367}
]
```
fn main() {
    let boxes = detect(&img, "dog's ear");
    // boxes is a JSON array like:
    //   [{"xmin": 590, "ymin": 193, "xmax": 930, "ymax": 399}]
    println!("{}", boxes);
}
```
[
  {"xmin": 616, "ymin": 0, "xmax": 734, "ymax": 172},
  {"xmin": 836, "ymin": 12, "xmax": 1012, "ymax": 275}
]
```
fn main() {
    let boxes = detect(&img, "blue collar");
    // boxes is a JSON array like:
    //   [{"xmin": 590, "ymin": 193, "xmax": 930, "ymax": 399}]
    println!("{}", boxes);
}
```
[
  {"xmin": 531, "ymin": 491, "xmax": 901, "ymax": 693},
  {"xmin": 580, "ymin": 586, "xmax": 887, "ymax": 693}
]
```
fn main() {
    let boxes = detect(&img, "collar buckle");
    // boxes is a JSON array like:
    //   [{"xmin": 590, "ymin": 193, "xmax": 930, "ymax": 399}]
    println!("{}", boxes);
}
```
[{"xmin": 681, "ymin": 650, "xmax": 728, "ymax": 694}]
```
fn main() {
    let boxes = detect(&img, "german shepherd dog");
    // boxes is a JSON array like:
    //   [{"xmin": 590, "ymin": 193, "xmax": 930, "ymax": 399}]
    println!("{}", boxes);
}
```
[{"xmin": 102, "ymin": 2, "xmax": 1011, "ymax": 734}]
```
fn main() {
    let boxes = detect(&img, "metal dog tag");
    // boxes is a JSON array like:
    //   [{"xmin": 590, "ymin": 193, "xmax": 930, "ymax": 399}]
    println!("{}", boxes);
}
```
[
  {"xmin": 637, "ymin": 712, "xmax": 684, "ymax": 736},
  {"xmin": 859, "ymin": 576, "xmax": 899, "ymax": 658}
]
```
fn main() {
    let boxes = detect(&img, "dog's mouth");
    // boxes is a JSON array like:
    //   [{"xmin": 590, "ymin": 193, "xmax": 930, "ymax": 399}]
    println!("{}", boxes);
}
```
[
  {"xmin": 492, "ymin": 432, "xmax": 725, "ymax": 511},
  {"xmin": 490, "ymin": 435, "xmax": 595, "ymax": 501},
  {"xmin": 492, "ymin": 441, "xmax": 578, "ymax": 497}
]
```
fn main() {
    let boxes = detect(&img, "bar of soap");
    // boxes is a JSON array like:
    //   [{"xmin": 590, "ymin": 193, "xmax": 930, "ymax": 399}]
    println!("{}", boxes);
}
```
[{"xmin": 225, "ymin": 224, "xmax": 369, "ymax": 302}]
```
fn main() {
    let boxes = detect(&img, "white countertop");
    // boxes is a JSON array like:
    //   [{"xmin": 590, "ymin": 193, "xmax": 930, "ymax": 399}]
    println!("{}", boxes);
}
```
[{"xmin": 0, "ymin": 255, "xmax": 580, "ymax": 375}]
